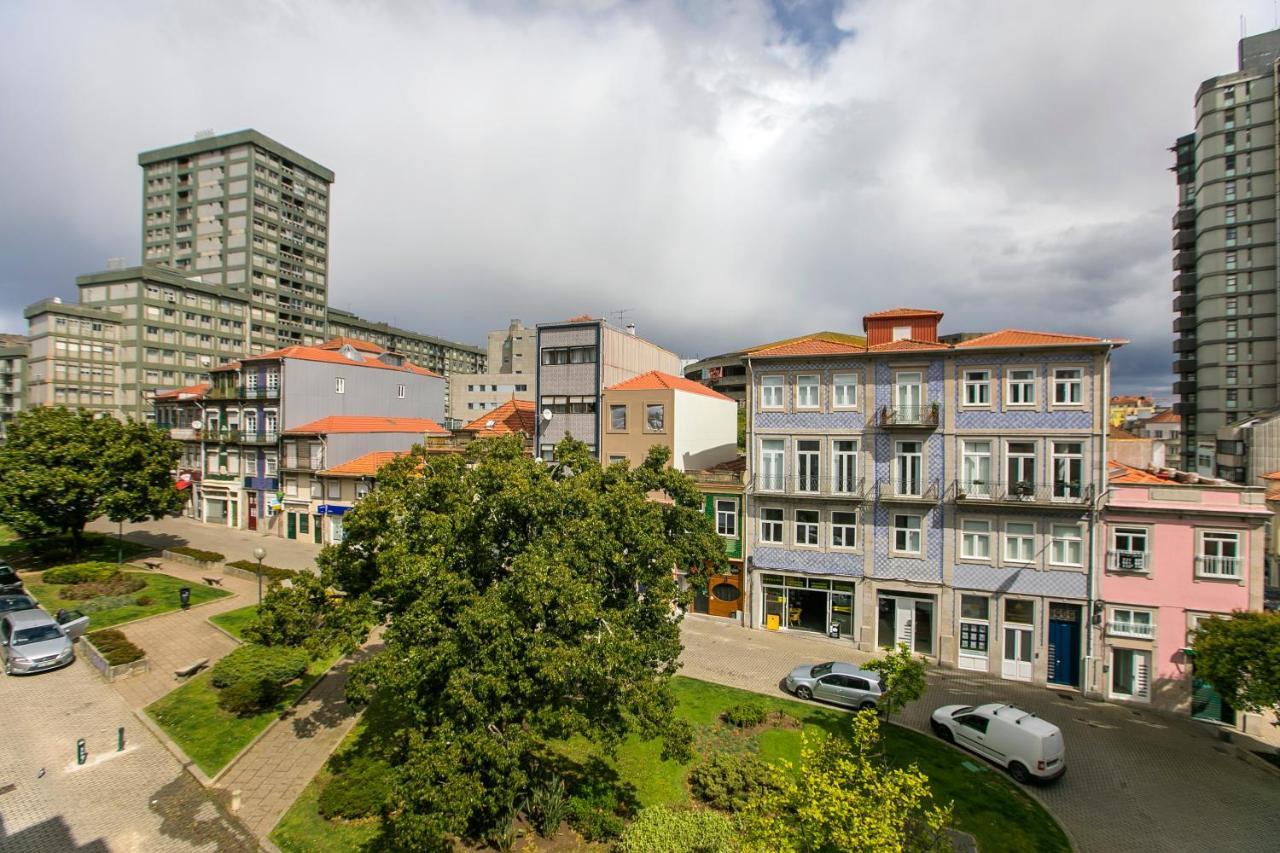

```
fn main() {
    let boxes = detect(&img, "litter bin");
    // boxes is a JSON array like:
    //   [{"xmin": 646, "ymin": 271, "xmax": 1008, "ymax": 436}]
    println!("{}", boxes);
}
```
[
  {"xmin": 828, "ymin": 623, "xmax": 840, "ymax": 640},
  {"xmin": 179, "ymin": 587, "xmax": 191, "ymax": 609}
]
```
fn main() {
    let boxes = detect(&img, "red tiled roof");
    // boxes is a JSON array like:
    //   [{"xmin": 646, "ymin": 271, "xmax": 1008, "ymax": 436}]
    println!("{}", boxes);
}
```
[
  {"xmin": 1111, "ymin": 395, "xmax": 1154, "ymax": 406},
  {"xmin": 316, "ymin": 336, "xmax": 384, "ymax": 353},
  {"xmin": 864, "ymin": 307, "xmax": 943, "ymax": 319},
  {"xmin": 566, "ymin": 314, "xmax": 597, "ymax": 322},
  {"xmin": 606, "ymin": 370, "xmax": 735, "ymax": 401},
  {"xmin": 1109, "ymin": 426, "xmax": 1143, "ymax": 440},
  {"xmin": 460, "ymin": 398, "xmax": 537, "ymax": 436},
  {"xmin": 1261, "ymin": 471, "xmax": 1280, "ymax": 482},
  {"xmin": 955, "ymin": 329, "xmax": 1121, "ymax": 348},
  {"xmin": 1108, "ymin": 460, "xmax": 1177, "ymax": 484},
  {"xmin": 284, "ymin": 416, "xmax": 449, "ymax": 436},
  {"xmin": 866, "ymin": 338, "xmax": 949, "ymax": 352},
  {"xmin": 322, "ymin": 450, "xmax": 407, "ymax": 477},
  {"xmin": 241, "ymin": 344, "xmax": 442, "ymax": 377},
  {"xmin": 1146, "ymin": 409, "xmax": 1181, "ymax": 424},
  {"xmin": 154, "ymin": 382, "xmax": 210, "ymax": 400},
  {"xmin": 747, "ymin": 332, "xmax": 867, "ymax": 358}
]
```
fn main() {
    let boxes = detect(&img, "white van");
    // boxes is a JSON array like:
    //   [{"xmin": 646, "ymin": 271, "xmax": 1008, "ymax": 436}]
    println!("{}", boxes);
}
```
[{"xmin": 930, "ymin": 703, "xmax": 1065, "ymax": 783}]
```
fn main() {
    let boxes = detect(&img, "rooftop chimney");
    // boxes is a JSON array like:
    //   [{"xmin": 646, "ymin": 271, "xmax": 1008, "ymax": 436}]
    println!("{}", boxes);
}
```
[{"xmin": 626, "ymin": 323, "xmax": 637, "ymax": 336}]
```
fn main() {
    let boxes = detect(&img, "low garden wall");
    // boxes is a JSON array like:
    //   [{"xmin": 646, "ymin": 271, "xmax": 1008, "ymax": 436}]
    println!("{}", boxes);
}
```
[
  {"xmin": 81, "ymin": 633, "xmax": 150, "ymax": 682},
  {"xmin": 161, "ymin": 548, "xmax": 224, "ymax": 571}
]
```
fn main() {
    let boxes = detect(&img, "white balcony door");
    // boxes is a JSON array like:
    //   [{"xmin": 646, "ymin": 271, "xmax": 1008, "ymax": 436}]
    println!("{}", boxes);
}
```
[
  {"xmin": 895, "ymin": 441, "xmax": 922, "ymax": 496},
  {"xmin": 1002, "ymin": 625, "xmax": 1033, "ymax": 681},
  {"xmin": 962, "ymin": 441, "xmax": 992, "ymax": 497},
  {"xmin": 896, "ymin": 372, "xmax": 922, "ymax": 416}
]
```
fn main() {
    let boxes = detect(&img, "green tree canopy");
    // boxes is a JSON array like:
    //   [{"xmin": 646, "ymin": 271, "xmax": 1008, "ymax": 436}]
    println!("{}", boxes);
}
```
[
  {"xmin": 0, "ymin": 407, "xmax": 184, "ymax": 553},
  {"xmin": 865, "ymin": 642, "xmax": 928, "ymax": 719},
  {"xmin": 320, "ymin": 435, "xmax": 727, "ymax": 849},
  {"xmin": 1191, "ymin": 611, "xmax": 1280, "ymax": 720}
]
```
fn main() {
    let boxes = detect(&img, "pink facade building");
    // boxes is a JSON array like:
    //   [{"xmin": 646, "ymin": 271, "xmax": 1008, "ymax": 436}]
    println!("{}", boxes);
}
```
[{"xmin": 1099, "ymin": 462, "xmax": 1268, "ymax": 730}]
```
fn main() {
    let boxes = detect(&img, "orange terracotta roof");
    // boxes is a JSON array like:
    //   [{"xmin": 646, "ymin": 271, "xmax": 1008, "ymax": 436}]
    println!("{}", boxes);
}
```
[
  {"xmin": 1111, "ymin": 395, "xmax": 1154, "ymax": 406},
  {"xmin": 747, "ymin": 332, "xmax": 868, "ymax": 358},
  {"xmin": 321, "ymin": 450, "xmax": 407, "ymax": 477},
  {"xmin": 1109, "ymin": 426, "xmax": 1143, "ymax": 440},
  {"xmin": 1261, "ymin": 471, "xmax": 1280, "ymax": 482},
  {"xmin": 606, "ymin": 370, "xmax": 735, "ymax": 401},
  {"xmin": 241, "ymin": 344, "xmax": 442, "ymax": 377},
  {"xmin": 1108, "ymin": 460, "xmax": 1177, "ymax": 484},
  {"xmin": 1266, "ymin": 486, "xmax": 1280, "ymax": 502},
  {"xmin": 955, "ymin": 329, "xmax": 1122, "ymax": 348},
  {"xmin": 316, "ymin": 336, "xmax": 384, "ymax": 353},
  {"xmin": 284, "ymin": 416, "xmax": 449, "ymax": 436},
  {"xmin": 1146, "ymin": 409, "xmax": 1181, "ymax": 424},
  {"xmin": 566, "ymin": 314, "xmax": 596, "ymax": 322},
  {"xmin": 864, "ymin": 307, "xmax": 943, "ymax": 319},
  {"xmin": 460, "ymin": 398, "xmax": 537, "ymax": 436},
  {"xmin": 866, "ymin": 338, "xmax": 950, "ymax": 352},
  {"xmin": 154, "ymin": 382, "xmax": 210, "ymax": 400}
]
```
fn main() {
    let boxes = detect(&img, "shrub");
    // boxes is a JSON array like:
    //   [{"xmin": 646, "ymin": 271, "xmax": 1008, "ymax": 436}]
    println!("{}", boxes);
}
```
[
  {"xmin": 210, "ymin": 644, "xmax": 309, "ymax": 714},
  {"xmin": 63, "ymin": 574, "xmax": 146, "ymax": 600},
  {"xmin": 317, "ymin": 755, "xmax": 393, "ymax": 820},
  {"xmin": 42, "ymin": 562, "xmax": 119, "ymax": 584},
  {"xmin": 722, "ymin": 703, "xmax": 768, "ymax": 728},
  {"xmin": 134, "ymin": 595, "xmax": 153, "ymax": 606},
  {"xmin": 170, "ymin": 546, "xmax": 225, "ymax": 563},
  {"xmin": 527, "ymin": 775, "xmax": 570, "ymax": 837},
  {"xmin": 689, "ymin": 753, "xmax": 777, "ymax": 813},
  {"xmin": 81, "ymin": 592, "xmax": 149, "ymax": 614},
  {"xmin": 617, "ymin": 806, "xmax": 736, "ymax": 853},
  {"xmin": 225, "ymin": 559, "xmax": 298, "ymax": 583},
  {"xmin": 568, "ymin": 787, "xmax": 625, "ymax": 841},
  {"xmin": 87, "ymin": 629, "xmax": 145, "ymax": 665}
]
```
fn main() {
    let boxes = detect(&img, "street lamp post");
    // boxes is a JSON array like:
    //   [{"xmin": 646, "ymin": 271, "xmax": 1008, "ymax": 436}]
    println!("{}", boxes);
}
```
[{"xmin": 253, "ymin": 546, "xmax": 267, "ymax": 606}]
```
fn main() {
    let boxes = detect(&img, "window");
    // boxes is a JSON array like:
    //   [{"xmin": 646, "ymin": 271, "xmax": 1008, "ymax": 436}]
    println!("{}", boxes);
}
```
[
  {"xmin": 1006, "ymin": 368, "xmax": 1036, "ymax": 406},
  {"xmin": 1227, "ymin": 320, "xmax": 1238, "ymax": 339},
  {"xmin": 833, "ymin": 440, "xmax": 859, "ymax": 493},
  {"xmin": 1006, "ymin": 441, "xmax": 1036, "ymax": 496},
  {"xmin": 1226, "ymin": 367, "xmax": 1238, "ymax": 384},
  {"xmin": 645, "ymin": 403, "xmax": 665, "ymax": 431},
  {"xmin": 608, "ymin": 455, "xmax": 627, "ymax": 465},
  {"xmin": 1005, "ymin": 522, "xmax": 1035, "ymax": 563},
  {"xmin": 795, "ymin": 510, "xmax": 819, "ymax": 546},
  {"xmin": 264, "ymin": 452, "xmax": 278, "ymax": 477},
  {"xmin": 963, "ymin": 370, "xmax": 990, "ymax": 406},
  {"xmin": 334, "ymin": 377, "xmax": 345, "ymax": 394},
  {"xmin": 796, "ymin": 375, "xmax": 819, "ymax": 409},
  {"xmin": 245, "ymin": 372, "xmax": 258, "ymax": 391},
  {"xmin": 1052, "ymin": 441, "xmax": 1083, "ymax": 499},
  {"xmin": 833, "ymin": 373, "xmax": 858, "ymax": 408},
  {"xmin": 959, "ymin": 595, "xmax": 990, "ymax": 665},
  {"xmin": 1226, "ymin": 344, "xmax": 1238, "ymax": 362},
  {"xmin": 609, "ymin": 404, "xmax": 627, "ymax": 431},
  {"xmin": 961, "ymin": 519, "xmax": 992, "ymax": 559},
  {"xmin": 1110, "ymin": 527, "xmax": 1149, "ymax": 571},
  {"xmin": 284, "ymin": 477, "xmax": 297, "ymax": 497},
  {"xmin": 796, "ymin": 440, "xmax": 820, "ymax": 492},
  {"xmin": 894, "ymin": 440, "xmax": 923, "ymax": 496},
  {"xmin": 760, "ymin": 439, "xmax": 785, "ymax": 491},
  {"xmin": 1111, "ymin": 648, "xmax": 1151, "ymax": 701},
  {"xmin": 355, "ymin": 481, "xmax": 371, "ymax": 500},
  {"xmin": 327, "ymin": 479, "xmax": 341, "ymax": 499},
  {"xmin": 961, "ymin": 440, "xmax": 992, "ymax": 497},
  {"xmin": 760, "ymin": 508, "xmax": 784, "ymax": 543},
  {"xmin": 1052, "ymin": 368, "xmax": 1083, "ymax": 405},
  {"xmin": 310, "ymin": 479, "xmax": 324, "ymax": 499},
  {"xmin": 1051, "ymin": 523, "xmax": 1083, "ymax": 566},
  {"xmin": 831, "ymin": 511, "xmax": 858, "ymax": 548},
  {"xmin": 894, "ymin": 514, "xmax": 922, "ymax": 554},
  {"xmin": 715, "ymin": 499, "xmax": 737, "ymax": 537},
  {"xmin": 1198, "ymin": 531, "xmax": 1241, "ymax": 578},
  {"xmin": 760, "ymin": 376, "xmax": 783, "ymax": 409},
  {"xmin": 1109, "ymin": 608, "xmax": 1155, "ymax": 638},
  {"xmin": 266, "ymin": 370, "xmax": 279, "ymax": 392},
  {"xmin": 540, "ymin": 345, "xmax": 597, "ymax": 365},
  {"xmin": 397, "ymin": 384, "xmax": 406, "ymax": 399}
]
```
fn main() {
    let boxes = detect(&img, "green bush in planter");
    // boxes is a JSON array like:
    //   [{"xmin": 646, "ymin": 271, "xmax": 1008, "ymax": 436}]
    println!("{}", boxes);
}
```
[
  {"xmin": 87, "ymin": 629, "xmax": 146, "ymax": 665},
  {"xmin": 689, "ymin": 752, "xmax": 777, "ymax": 812},
  {"xmin": 225, "ymin": 559, "xmax": 298, "ymax": 583},
  {"xmin": 317, "ymin": 755, "xmax": 393, "ymax": 820},
  {"xmin": 210, "ymin": 644, "xmax": 309, "ymax": 715},
  {"xmin": 170, "ymin": 546, "xmax": 225, "ymax": 563},
  {"xmin": 42, "ymin": 562, "xmax": 119, "ymax": 584}
]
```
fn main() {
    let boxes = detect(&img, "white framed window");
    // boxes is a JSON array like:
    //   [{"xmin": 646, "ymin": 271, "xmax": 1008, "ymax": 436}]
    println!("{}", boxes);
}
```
[
  {"xmin": 795, "ymin": 510, "xmax": 819, "ymax": 546},
  {"xmin": 1005, "ymin": 521, "xmax": 1036, "ymax": 563},
  {"xmin": 355, "ymin": 481, "xmax": 371, "ymax": 500},
  {"xmin": 1052, "ymin": 367, "xmax": 1083, "ymax": 406},
  {"xmin": 795, "ymin": 440, "xmax": 820, "ymax": 493},
  {"xmin": 833, "ymin": 440, "xmax": 859, "ymax": 494},
  {"xmin": 263, "ymin": 452, "xmax": 278, "ymax": 477},
  {"xmin": 831, "ymin": 511, "xmax": 858, "ymax": 549},
  {"xmin": 397, "ymin": 384, "xmax": 406, "ymax": 399},
  {"xmin": 760, "ymin": 375, "xmax": 784, "ymax": 410},
  {"xmin": 645, "ymin": 403, "xmax": 665, "ymax": 432},
  {"xmin": 760, "ymin": 439, "xmax": 785, "ymax": 491},
  {"xmin": 266, "ymin": 370, "xmax": 279, "ymax": 392},
  {"xmin": 960, "ymin": 518, "xmax": 992, "ymax": 560},
  {"xmin": 310, "ymin": 479, "xmax": 323, "ymax": 499},
  {"xmin": 1050, "ymin": 523, "xmax": 1083, "ymax": 566},
  {"xmin": 894, "ymin": 440, "xmax": 923, "ymax": 497},
  {"xmin": 1108, "ymin": 607, "xmax": 1155, "ymax": 638},
  {"xmin": 284, "ymin": 477, "xmax": 298, "ymax": 497},
  {"xmin": 335, "ymin": 377, "xmax": 345, "ymax": 394},
  {"xmin": 961, "ymin": 440, "xmax": 992, "ymax": 498},
  {"xmin": 1110, "ymin": 648, "xmax": 1151, "ymax": 701},
  {"xmin": 893, "ymin": 513, "xmax": 922, "ymax": 555},
  {"xmin": 715, "ymin": 499, "xmax": 737, "ymax": 538},
  {"xmin": 963, "ymin": 370, "xmax": 991, "ymax": 406},
  {"xmin": 1051, "ymin": 441, "xmax": 1084, "ymax": 500},
  {"xmin": 609, "ymin": 404, "xmax": 627, "ymax": 431},
  {"xmin": 1197, "ymin": 530, "xmax": 1242, "ymax": 578},
  {"xmin": 759, "ymin": 507, "xmax": 784, "ymax": 544},
  {"xmin": 1006, "ymin": 441, "xmax": 1036, "ymax": 497},
  {"xmin": 327, "ymin": 479, "xmax": 341, "ymax": 499},
  {"xmin": 245, "ymin": 372, "xmax": 258, "ymax": 391},
  {"xmin": 833, "ymin": 373, "xmax": 858, "ymax": 409},
  {"xmin": 1109, "ymin": 527, "xmax": 1150, "ymax": 572},
  {"xmin": 796, "ymin": 374, "xmax": 820, "ymax": 409},
  {"xmin": 1006, "ymin": 368, "xmax": 1036, "ymax": 407},
  {"xmin": 958, "ymin": 595, "xmax": 990, "ymax": 668}
]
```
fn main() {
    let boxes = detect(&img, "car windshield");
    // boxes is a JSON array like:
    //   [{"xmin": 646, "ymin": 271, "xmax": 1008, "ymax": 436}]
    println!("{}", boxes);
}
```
[
  {"xmin": 13, "ymin": 625, "xmax": 62, "ymax": 645},
  {"xmin": 951, "ymin": 706, "xmax": 975, "ymax": 717},
  {"xmin": 810, "ymin": 662, "xmax": 836, "ymax": 677},
  {"xmin": 0, "ymin": 598, "xmax": 32, "ymax": 611}
]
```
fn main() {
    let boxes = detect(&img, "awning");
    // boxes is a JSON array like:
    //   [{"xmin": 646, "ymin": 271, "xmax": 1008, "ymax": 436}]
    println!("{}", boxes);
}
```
[
  {"xmin": 175, "ymin": 480, "xmax": 191, "ymax": 490},
  {"xmin": 317, "ymin": 504, "xmax": 351, "ymax": 516}
]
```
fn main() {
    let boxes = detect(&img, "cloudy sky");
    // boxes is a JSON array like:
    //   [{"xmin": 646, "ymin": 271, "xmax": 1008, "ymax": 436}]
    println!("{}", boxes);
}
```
[{"xmin": 0, "ymin": 1, "xmax": 1274, "ymax": 396}]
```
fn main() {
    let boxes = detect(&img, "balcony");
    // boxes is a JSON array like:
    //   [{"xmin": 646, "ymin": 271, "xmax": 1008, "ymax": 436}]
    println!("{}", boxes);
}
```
[
  {"xmin": 1173, "ymin": 316, "xmax": 1196, "ymax": 333},
  {"xmin": 1171, "ymin": 229, "xmax": 1195, "ymax": 251},
  {"xmin": 1173, "ymin": 272, "xmax": 1197, "ymax": 292},
  {"xmin": 781, "ymin": 476, "xmax": 870, "ymax": 499},
  {"xmin": 1173, "ymin": 380, "xmax": 1197, "ymax": 395},
  {"xmin": 1172, "ymin": 336, "xmax": 1197, "ymax": 353},
  {"xmin": 1173, "ymin": 293, "xmax": 1197, "ymax": 312},
  {"xmin": 239, "ymin": 431, "xmax": 279, "ymax": 445},
  {"xmin": 282, "ymin": 456, "xmax": 324, "ymax": 472},
  {"xmin": 1172, "ymin": 207, "xmax": 1195, "ymax": 229},
  {"xmin": 1172, "ymin": 401, "xmax": 1197, "ymax": 416},
  {"xmin": 1172, "ymin": 357, "xmax": 1197, "ymax": 374},
  {"xmin": 876, "ymin": 403, "xmax": 940, "ymax": 429},
  {"xmin": 1107, "ymin": 620, "xmax": 1156, "ymax": 639},
  {"xmin": 879, "ymin": 478, "xmax": 941, "ymax": 502},
  {"xmin": 949, "ymin": 480, "xmax": 1093, "ymax": 507},
  {"xmin": 242, "ymin": 386, "xmax": 280, "ymax": 400},
  {"xmin": 1106, "ymin": 551, "xmax": 1150, "ymax": 573},
  {"xmin": 1195, "ymin": 555, "xmax": 1242, "ymax": 579},
  {"xmin": 1172, "ymin": 250, "xmax": 1196, "ymax": 270},
  {"xmin": 169, "ymin": 427, "xmax": 201, "ymax": 441}
]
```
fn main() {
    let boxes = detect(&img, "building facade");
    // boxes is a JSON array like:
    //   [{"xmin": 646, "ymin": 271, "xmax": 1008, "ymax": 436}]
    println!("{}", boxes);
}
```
[
  {"xmin": 744, "ymin": 310, "xmax": 1124, "ymax": 695},
  {"xmin": 23, "ymin": 299, "xmax": 123, "ymax": 416},
  {"xmin": 599, "ymin": 371, "xmax": 738, "ymax": 471},
  {"xmin": 445, "ymin": 320, "xmax": 534, "ymax": 422},
  {"xmin": 0, "ymin": 334, "xmax": 28, "ymax": 433},
  {"xmin": 689, "ymin": 459, "xmax": 748, "ymax": 620}
]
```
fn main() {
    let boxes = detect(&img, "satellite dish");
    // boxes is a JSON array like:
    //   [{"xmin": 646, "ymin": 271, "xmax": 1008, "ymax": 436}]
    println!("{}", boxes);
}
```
[
  {"xmin": 542, "ymin": 408, "xmax": 553, "ymax": 422},
  {"xmin": 191, "ymin": 419, "xmax": 203, "ymax": 430},
  {"xmin": 485, "ymin": 419, "xmax": 496, "ymax": 429}
]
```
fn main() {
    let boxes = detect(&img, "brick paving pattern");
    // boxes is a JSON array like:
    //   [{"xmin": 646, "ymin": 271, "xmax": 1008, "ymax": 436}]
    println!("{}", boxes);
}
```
[
  {"xmin": 88, "ymin": 515, "xmax": 321, "ymax": 573},
  {"xmin": 679, "ymin": 616, "xmax": 1280, "ymax": 853}
]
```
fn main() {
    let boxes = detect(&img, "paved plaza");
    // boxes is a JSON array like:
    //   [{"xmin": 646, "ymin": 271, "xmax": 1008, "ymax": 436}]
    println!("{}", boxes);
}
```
[{"xmin": 88, "ymin": 516, "xmax": 321, "ymax": 574}]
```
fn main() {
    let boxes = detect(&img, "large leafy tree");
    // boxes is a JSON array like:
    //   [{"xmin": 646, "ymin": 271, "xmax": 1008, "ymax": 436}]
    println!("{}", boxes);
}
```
[
  {"xmin": 0, "ymin": 406, "xmax": 185, "ymax": 554},
  {"xmin": 321, "ymin": 435, "xmax": 726, "ymax": 849},
  {"xmin": 865, "ymin": 642, "xmax": 928, "ymax": 719},
  {"xmin": 1191, "ymin": 611, "xmax": 1280, "ymax": 721}
]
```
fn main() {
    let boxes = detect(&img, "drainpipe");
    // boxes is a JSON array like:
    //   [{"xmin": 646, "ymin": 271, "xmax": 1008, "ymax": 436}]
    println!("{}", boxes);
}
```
[
  {"xmin": 1085, "ymin": 346, "xmax": 1115, "ymax": 697},
  {"xmin": 743, "ymin": 354, "xmax": 755, "ymax": 630}
]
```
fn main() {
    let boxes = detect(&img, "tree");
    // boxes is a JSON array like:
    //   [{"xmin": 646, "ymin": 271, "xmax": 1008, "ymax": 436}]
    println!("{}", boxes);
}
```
[
  {"xmin": 865, "ymin": 642, "xmax": 928, "ymax": 719},
  {"xmin": 322, "ymin": 435, "xmax": 727, "ymax": 849},
  {"xmin": 243, "ymin": 571, "xmax": 375, "ymax": 660},
  {"xmin": 0, "ymin": 407, "xmax": 185, "ymax": 555},
  {"xmin": 739, "ymin": 710, "xmax": 952, "ymax": 853},
  {"xmin": 1191, "ymin": 611, "xmax": 1280, "ymax": 721}
]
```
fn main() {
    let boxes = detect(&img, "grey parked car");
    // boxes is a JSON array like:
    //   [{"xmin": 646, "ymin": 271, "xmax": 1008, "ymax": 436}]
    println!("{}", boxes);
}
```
[
  {"xmin": 0, "ymin": 594, "xmax": 37, "ymax": 614},
  {"xmin": 784, "ymin": 661, "xmax": 883, "ymax": 710},
  {"xmin": 0, "ymin": 564, "xmax": 23, "ymax": 594},
  {"xmin": 1, "ymin": 609, "xmax": 87, "ymax": 675}
]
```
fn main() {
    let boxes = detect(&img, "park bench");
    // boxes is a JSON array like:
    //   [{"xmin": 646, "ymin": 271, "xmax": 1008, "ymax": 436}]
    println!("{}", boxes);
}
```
[
  {"xmin": 142, "ymin": 559, "xmax": 163, "ymax": 572},
  {"xmin": 174, "ymin": 658, "xmax": 209, "ymax": 679},
  {"xmin": 201, "ymin": 576, "xmax": 223, "ymax": 587}
]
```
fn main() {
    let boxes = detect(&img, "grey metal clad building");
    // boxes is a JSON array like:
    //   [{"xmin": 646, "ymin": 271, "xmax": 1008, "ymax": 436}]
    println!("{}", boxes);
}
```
[
  {"xmin": 0, "ymin": 333, "xmax": 29, "ymax": 431},
  {"xmin": 1173, "ymin": 29, "xmax": 1280, "ymax": 478},
  {"xmin": 325, "ymin": 307, "xmax": 486, "ymax": 385}
]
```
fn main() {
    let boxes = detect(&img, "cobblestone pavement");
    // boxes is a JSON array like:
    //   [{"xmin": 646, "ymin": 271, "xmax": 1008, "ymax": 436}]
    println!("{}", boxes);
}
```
[
  {"xmin": 0, "ymin": 648, "xmax": 256, "ymax": 852},
  {"xmin": 679, "ymin": 616, "xmax": 1280, "ymax": 853},
  {"xmin": 218, "ymin": 637, "xmax": 382, "ymax": 841},
  {"xmin": 87, "ymin": 516, "xmax": 321, "ymax": 573}
]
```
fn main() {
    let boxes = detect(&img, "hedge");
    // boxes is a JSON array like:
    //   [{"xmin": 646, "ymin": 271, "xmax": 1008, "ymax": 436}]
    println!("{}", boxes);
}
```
[
  {"xmin": 616, "ymin": 806, "xmax": 736, "ymax": 853},
  {"xmin": 63, "ymin": 575, "xmax": 146, "ymax": 600},
  {"xmin": 210, "ymin": 644, "xmax": 309, "ymax": 715},
  {"xmin": 87, "ymin": 629, "xmax": 146, "ymax": 665},
  {"xmin": 42, "ymin": 562, "xmax": 120, "ymax": 584},
  {"xmin": 169, "ymin": 546, "xmax": 225, "ymax": 563},
  {"xmin": 317, "ymin": 756, "xmax": 393, "ymax": 819},
  {"xmin": 225, "ymin": 560, "xmax": 299, "ymax": 583}
]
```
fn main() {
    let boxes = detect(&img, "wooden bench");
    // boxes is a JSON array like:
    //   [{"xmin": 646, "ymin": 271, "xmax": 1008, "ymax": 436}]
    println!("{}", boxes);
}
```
[
  {"xmin": 201, "ymin": 576, "xmax": 223, "ymax": 587},
  {"xmin": 142, "ymin": 559, "xmax": 163, "ymax": 572},
  {"xmin": 174, "ymin": 658, "xmax": 209, "ymax": 679}
]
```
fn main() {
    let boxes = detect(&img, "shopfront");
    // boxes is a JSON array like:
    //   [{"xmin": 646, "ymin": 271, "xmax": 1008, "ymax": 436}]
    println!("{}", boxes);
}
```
[
  {"xmin": 876, "ymin": 590, "xmax": 937, "ymax": 656},
  {"xmin": 760, "ymin": 574, "xmax": 856, "ymax": 640}
]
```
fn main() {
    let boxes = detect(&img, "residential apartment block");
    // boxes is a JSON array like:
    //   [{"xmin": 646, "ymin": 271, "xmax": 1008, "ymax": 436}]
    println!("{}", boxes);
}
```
[
  {"xmin": 23, "ymin": 298, "xmax": 124, "ymax": 416},
  {"xmin": 600, "ymin": 371, "xmax": 737, "ymax": 471},
  {"xmin": 0, "ymin": 333, "xmax": 28, "ymax": 433},
  {"xmin": 535, "ymin": 317, "xmax": 681, "ymax": 459},
  {"xmin": 326, "ymin": 307, "xmax": 486, "ymax": 396},
  {"xmin": 447, "ymin": 320, "xmax": 534, "ymax": 421},
  {"xmin": 745, "ymin": 309, "xmax": 1124, "ymax": 696}
]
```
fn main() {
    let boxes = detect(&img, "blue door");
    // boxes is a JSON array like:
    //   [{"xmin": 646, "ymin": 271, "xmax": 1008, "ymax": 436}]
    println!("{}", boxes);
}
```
[{"xmin": 1047, "ymin": 604, "xmax": 1082, "ymax": 687}]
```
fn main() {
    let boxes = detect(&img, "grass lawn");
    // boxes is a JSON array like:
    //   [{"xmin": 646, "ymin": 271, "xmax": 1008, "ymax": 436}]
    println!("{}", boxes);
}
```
[
  {"xmin": 1, "ymin": 531, "xmax": 150, "ymax": 568},
  {"xmin": 146, "ymin": 650, "xmax": 342, "ymax": 777},
  {"xmin": 209, "ymin": 604, "xmax": 259, "ymax": 640},
  {"xmin": 24, "ymin": 570, "xmax": 230, "ymax": 630},
  {"xmin": 270, "ymin": 676, "xmax": 1069, "ymax": 853}
]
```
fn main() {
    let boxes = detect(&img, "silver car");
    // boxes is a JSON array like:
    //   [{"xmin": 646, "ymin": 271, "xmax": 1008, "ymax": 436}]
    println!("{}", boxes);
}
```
[
  {"xmin": 1, "ymin": 609, "xmax": 86, "ymax": 675},
  {"xmin": 785, "ymin": 661, "xmax": 883, "ymax": 710}
]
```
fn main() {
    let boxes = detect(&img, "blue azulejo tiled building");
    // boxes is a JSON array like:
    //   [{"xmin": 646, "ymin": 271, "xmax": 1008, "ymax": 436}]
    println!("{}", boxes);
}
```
[{"xmin": 742, "ymin": 308, "xmax": 1124, "ymax": 693}]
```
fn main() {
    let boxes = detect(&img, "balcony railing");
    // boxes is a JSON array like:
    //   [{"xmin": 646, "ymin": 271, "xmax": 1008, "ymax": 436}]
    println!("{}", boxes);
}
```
[
  {"xmin": 1107, "ymin": 550, "xmax": 1150, "ymax": 573},
  {"xmin": 775, "ymin": 475, "xmax": 870, "ymax": 498},
  {"xmin": 242, "ymin": 386, "xmax": 280, "ymax": 399},
  {"xmin": 877, "ymin": 403, "xmax": 940, "ymax": 428},
  {"xmin": 949, "ymin": 480, "xmax": 1093, "ymax": 506},
  {"xmin": 169, "ymin": 427, "xmax": 201, "ymax": 441},
  {"xmin": 282, "ymin": 456, "xmax": 324, "ymax": 471},
  {"xmin": 239, "ymin": 431, "xmax": 279, "ymax": 445},
  {"xmin": 1195, "ymin": 555, "xmax": 1241, "ymax": 579},
  {"xmin": 880, "ymin": 478, "xmax": 941, "ymax": 502},
  {"xmin": 1107, "ymin": 620, "xmax": 1156, "ymax": 638}
]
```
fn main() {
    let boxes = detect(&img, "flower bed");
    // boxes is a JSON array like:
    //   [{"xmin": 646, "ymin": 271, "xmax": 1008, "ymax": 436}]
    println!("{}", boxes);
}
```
[
  {"xmin": 163, "ymin": 546, "xmax": 225, "ymax": 567},
  {"xmin": 223, "ymin": 560, "xmax": 300, "ymax": 584},
  {"xmin": 82, "ymin": 628, "xmax": 149, "ymax": 682}
]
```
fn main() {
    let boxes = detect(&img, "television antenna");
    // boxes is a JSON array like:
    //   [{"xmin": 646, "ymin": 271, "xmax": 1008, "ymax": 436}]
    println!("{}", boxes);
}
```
[{"xmin": 609, "ymin": 308, "xmax": 633, "ymax": 327}]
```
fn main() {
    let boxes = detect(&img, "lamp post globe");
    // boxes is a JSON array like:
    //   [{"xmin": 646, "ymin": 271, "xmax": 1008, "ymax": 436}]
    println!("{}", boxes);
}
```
[{"xmin": 252, "ymin": 547, "xmax": 267, "ymax": 605}]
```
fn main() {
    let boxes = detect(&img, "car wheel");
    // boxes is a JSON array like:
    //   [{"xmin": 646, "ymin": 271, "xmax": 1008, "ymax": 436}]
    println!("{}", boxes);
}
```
[
  {"xmin": 931, "ymin": 721, "xmax": 953, "ymax": 742},
  {"xmin": 859, "ymin": 700, "xmax": 877, "ymax": 711},
  {"xmin": 795, "ymin": 686, "xmax": 813, "ymax": 700},
  {"xmin": 1008, "ymin": 761, "xmax": 1031, "ymax": 784}
]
